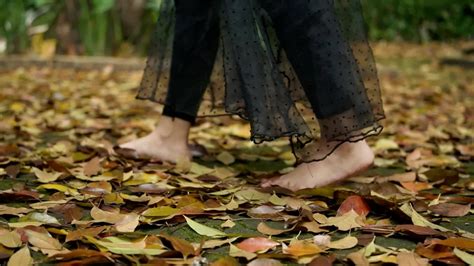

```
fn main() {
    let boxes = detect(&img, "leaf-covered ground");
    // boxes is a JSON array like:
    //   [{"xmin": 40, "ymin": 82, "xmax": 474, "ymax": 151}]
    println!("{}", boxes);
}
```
[{"xmin": 0, "ymin": 42, "xmax": 473, "ymax": 265}]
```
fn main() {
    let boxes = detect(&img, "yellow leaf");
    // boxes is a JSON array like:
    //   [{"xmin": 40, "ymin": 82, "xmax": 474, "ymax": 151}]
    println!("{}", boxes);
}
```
[
  {"xmin": 399, "ymin": 203, "xmax": 451, "ymax": 232},
  {"xmin": 0, "ymin": 231, "xmax": 22, "ymax": 248},
  {"xmin": 7, "ymin": 246, "xmax": 33, "ymax": 266},
  {"xmin": 87, "ymin": 236, "xmax": 165, "ymax": 255},
  {"xmin": 37, "ymin": 184, "xmax": 79, "ymax": 196},
  {"xmin": 283, "ymin": 239, "xmax": 323, "ymax": 257},
  {"xmin": 217, "ymin": 151, "xmax": 235, "ymax": 165},
  {"xmin": 229, "ymin": 244, "xmax": 257, "ymax": 260},
  {"xmin": 323, "ymin": 210, "xmax": 365, "ymax": 231},
  {"xmin": 327, "ymin": 235, "xmax": 358, "ymax": 250},
  {"xmin": 220, "ymin": 220, "xmax": 236, "ymax": 228},
  {"xmin": 141, "ymin": 206, "xmax": 179, "ymax": 217},
  {"xmin": 453, "ymin": 248, "xmax": 474, "ymax": 265},
  {"xmin": 32, "ymin": 167, "xmax": 62, "ymax": 183}
]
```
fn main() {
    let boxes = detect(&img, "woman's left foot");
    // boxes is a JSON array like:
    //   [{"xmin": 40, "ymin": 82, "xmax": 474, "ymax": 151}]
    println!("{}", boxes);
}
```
[{"xmin": 261, "ymin": 140, "xmax": 374, "ymax": 191}]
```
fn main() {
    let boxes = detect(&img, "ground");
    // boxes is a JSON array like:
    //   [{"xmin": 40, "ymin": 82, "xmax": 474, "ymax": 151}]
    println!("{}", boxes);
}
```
[{"xmin": 0, "ymin": 42, "xmax": 473, "ymax": 265}]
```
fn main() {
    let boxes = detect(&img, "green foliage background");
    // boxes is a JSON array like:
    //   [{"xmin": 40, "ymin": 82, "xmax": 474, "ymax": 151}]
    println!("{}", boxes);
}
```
[{"xmin": 1, "ymin": 0, "xmax": 473, "ymax": 55}]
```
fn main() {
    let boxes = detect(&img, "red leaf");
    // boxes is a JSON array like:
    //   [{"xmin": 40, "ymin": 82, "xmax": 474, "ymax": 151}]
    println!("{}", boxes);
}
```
[{"xmin": 337, "ymin": 195, "xmax": 370, "ymax": 217}]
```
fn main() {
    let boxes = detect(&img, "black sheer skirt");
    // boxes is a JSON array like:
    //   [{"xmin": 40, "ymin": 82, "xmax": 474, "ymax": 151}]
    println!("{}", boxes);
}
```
[{"xmin": 137, "ymin": 0, "xmax": 385, "ymax": 163}]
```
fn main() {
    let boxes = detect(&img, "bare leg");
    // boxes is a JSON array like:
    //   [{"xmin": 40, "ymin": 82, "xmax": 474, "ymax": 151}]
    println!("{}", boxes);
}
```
[
  {"xmin": 119, "ymin": 116, "xmax": 191, "ymax": 163},
  {"xmin": 261, "ymin": 140, "xmax": 374, "ymax": 191}
]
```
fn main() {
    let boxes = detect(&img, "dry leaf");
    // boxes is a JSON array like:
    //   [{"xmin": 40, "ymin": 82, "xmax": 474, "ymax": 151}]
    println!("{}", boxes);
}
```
[
  {"xmin": 229, "ymin": 244, "xmax": 257, "ymax": 260},
  {"xmin": 283, "ymin": 239, "xmax": 323, "ymax": 257},
  {"xmin": 235, "ymin": 237, "xmax": 279, "ymax": 253},
  {"xmin": 323, "ymin": 210, "xmax": 365, "ymax": 231},
  {"xmin": 428, "ymin": 203, "xmax": 471, "ymax": 217},
  {"xmin": 337, "ymin": 195, "xmax": 370, "ymax": 217},
  {"xmin": 184, "ymin": 216, "xmax": 226, "ymax": 238},
  {"xmin": 7, "ymin": 246, "xmax": 33, "ymax": 266},
  {"xmin": 25, "ymin": 229, "xmax": 62, "ymax": 250},
  {"xmin": 327, "ymin": 235, "xmax": 358, "ymax": 250},
  {"xmin": 397, "ymin": 252, "xmax": 429, "ymax": 266}
]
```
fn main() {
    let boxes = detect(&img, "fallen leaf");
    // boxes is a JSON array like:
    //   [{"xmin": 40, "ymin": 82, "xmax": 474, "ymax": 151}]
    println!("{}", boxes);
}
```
[
  {"xmin": 229, "ymin": 244, "xmax": 257, "ymax": 260},
  {"xmin": 0, "ymin": 231, "xmax": 22, "ymax": 248},
  {"xmin": 397, "ymin": 251, "xmax": 429, "ymax": 266},
  {"xmin": 257, "ymin": 222, "xmax": 294, "ymax": 236},
  {"xmin": 323, "ymin": 210, "xmax": 365, "ymax": 231},
  {"xmin": 25, "ymin": 229, "xmax": 63, "ymax": 250},
  {"xmin": 248, "ymin": 258, "xmax": 283, "ymax": 266},
  {"xmin": 400, "ymin": 181, "xmax": 432, "ymax": 192},
  {"xmin": 7, "ymin": 246, "xmax": 33, "ymax": 266},
  {"xmin": 216, "ymin": 151, "xmax": 235, "ymax": 165},
  {"xmin": 220, "ymin": 220, "xmax": 236, "ymax": 228},
  {"xmin": 235, "ymin": 237, "xmax": 279, "ymax": 253},
  {"xmin": 83, "ymin": 157, "xmax": 102, "ymax": 176},
  {"xmin": 453, "ymin": 248, "xmax": 474, "ymax": 265},
  {"xmin": 184, "ymin": 216, "xmax": 226, "ymax": 238},
  {"xmin": 337, "ymin": 195, "xmax": 370, "ymax": 217},
  {"xmin": 428, "ymin": 203, "xmax": 471, "ymax": 217},
  {"xmin": 399, "ymin": 203, "xmax": 451, "ymax": 232},
  {"xmin": 429, "ymin": 237, "xmax": 474, "ymax": 250},
  {"xmin": 160, "ymin": 234, "xmax": 195, "ymax": 258},
  {"xmin": 376, "ymin": 172, "xmax": 417, "ymax": 183},
  {"xmin": 283, "ymin": 239, "xmax": 323, "ymax": 257},
  {"xmin": 32, "ymin": 167, "xmax": 62, "ymax": 183},
  {"xmin": 347, "ymin": 248, "xmax": 369, "ymax": 266},
  {"xmin": 327, "ymin": 235, "xmax": 358, "ymax": 250}
]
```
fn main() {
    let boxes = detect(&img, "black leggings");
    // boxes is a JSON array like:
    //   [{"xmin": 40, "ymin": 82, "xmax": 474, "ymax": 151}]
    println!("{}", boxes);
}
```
[{"xmin": 163, "ymin": 0, "xmax": 355, "ymax": 124}]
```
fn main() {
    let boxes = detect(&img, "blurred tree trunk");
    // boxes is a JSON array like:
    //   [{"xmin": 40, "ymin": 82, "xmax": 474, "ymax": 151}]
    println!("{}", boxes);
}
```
[
  {"xmin": 55, "ymin": 0, "xmax": 82, "ymax": 55},
  {"xmin": 117, "ymin": 0, "xmax": 146, "ymax": 43}
]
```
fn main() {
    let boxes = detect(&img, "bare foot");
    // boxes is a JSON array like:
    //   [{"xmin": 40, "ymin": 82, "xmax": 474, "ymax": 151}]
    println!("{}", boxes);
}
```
[
  {"xmin": 119, "ymin": 116, "xmax": 191, "ymax": 163},
  {"xmin": 261, "ymin": 140, "xmax": 374, "ymax": 191}
]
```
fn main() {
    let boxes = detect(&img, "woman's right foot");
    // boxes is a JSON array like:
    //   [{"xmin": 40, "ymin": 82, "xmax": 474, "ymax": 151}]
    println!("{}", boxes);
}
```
[{"xmin": 118, "ymin": 116, "xmax": 192, "ymax": 164}]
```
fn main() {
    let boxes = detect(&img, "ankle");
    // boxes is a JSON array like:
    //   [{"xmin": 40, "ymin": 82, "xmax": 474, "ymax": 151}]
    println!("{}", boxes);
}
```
[{"xmin": 153, "ymin": 116, "xmax": 191, "ymax": 144}]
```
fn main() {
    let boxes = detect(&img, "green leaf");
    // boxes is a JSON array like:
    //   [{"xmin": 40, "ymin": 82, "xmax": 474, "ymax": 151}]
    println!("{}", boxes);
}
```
[
  {"xmin": 184, "ymin": 216, "xmax": 226, "ymax": 238},
  {"xmin": 92, "ymin": 0, "xmax": 114, "ymax": 13}
]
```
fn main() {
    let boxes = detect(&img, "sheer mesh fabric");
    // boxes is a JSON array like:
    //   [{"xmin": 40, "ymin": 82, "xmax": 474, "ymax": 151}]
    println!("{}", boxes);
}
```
[{"xmin": 137, "ymin": 0, "xmax": 385, "ymax": 163}]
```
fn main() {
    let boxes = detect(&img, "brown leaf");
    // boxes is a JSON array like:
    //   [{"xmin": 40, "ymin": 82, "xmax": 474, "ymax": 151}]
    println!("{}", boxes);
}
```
[
  {"xmin": 308, "ymin": 255, "xmax": 336, "ymax": 266},
  {"xmin": 415, "ymin": 243, "xmax": 454, "ymax": 259},
  {"xmin": 401, "ymin": 181, "xmax": 432, "ymax": 192},
  {"xmin": 65, "ymin": 227, "xmax": 107, "ymax": 242},
  {"xmin": 428, "ymin": 203, "xmax": 471, "ymax": 217},
  {"xmin": 235, "ymin": 237, "xmax": 279, "ymax": 253},
  {"xmin": 395, "ymin": 224, "xmax": 447, "ymax": 237},
  {"xmin": 48, "ymin": 249, "xmax": 111, "ymax": 261},
  {"xmin": 376, "ymin": 171, "xmax": 417, "ymax": 183},
  {"xmin": 160, "ymin": 234, "xmax": 195, "ymax": 258},
  {"xmin": 429, "ymin": 238, "xmax": 474, "ymax": 251},
  {"xmin": 337, "ymin": 195, "xmax": 370, "ymax": 217},
  {"xmin": 83, "ymin": 157, "xmax": 102, "ymax": 176},
  {"xmin": 5, "ymin": 164, "xmax": 20, "ymax": 178},
  {"xmin": 0, "ymin": 144, "xmax": 20, "ymax": 157},
  {"xmin": 397, "ymin": 252, "xmax": 429, "ymax": 266}
]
